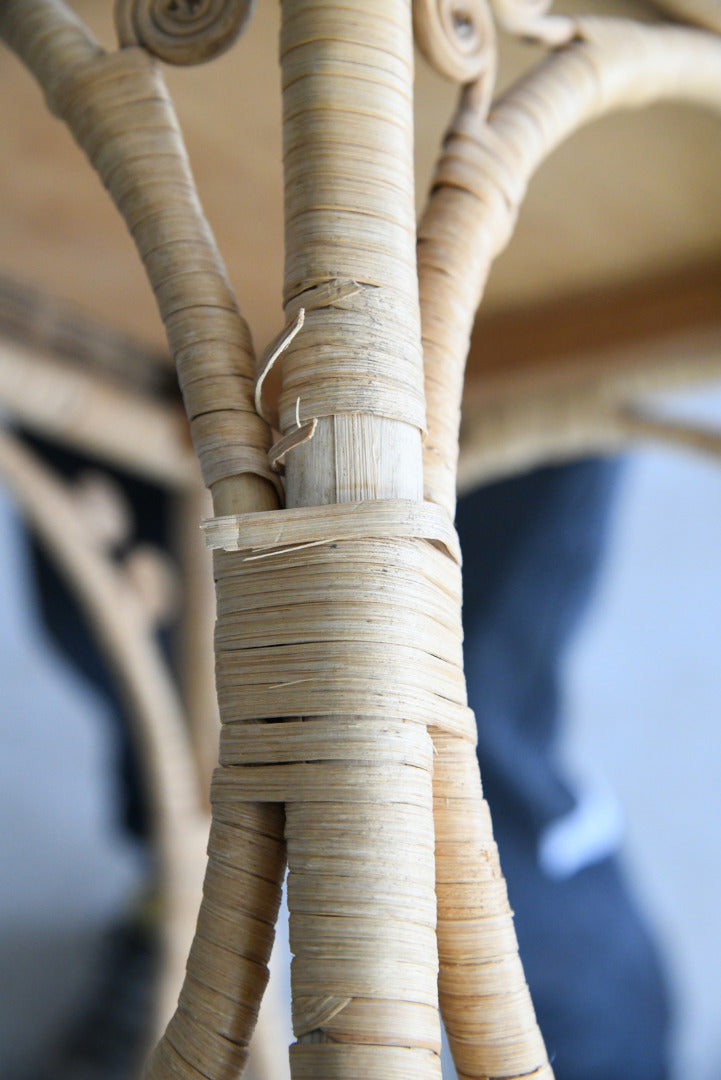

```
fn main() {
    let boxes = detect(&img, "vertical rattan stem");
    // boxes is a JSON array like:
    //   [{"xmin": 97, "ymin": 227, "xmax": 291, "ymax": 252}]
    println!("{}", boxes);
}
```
[{"xmin": 278, "ymin": 2, "xmax": 442, "ymax": 1077}]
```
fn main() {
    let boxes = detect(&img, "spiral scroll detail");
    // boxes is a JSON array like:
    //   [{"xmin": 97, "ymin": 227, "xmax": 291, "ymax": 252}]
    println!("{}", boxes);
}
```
[
  {"xmin": 115, "ymin": 0, "xmax": 254, "ymax": 65},
  {"xmin": 413, "ymin": 0, "xmax": 496, "ymax": 83}
]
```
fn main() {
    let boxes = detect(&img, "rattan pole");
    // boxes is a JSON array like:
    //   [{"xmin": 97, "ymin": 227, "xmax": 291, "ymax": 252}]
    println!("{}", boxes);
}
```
[
  {"xmin": 272, "ymin": 2, "xmax": 442, "ymax": 1076},
  {"xmin": 417, "ymin": 17, "xmax": 721, "ymax": 1080},
  {"xmin": 0, "ymin": 5, "xmax": 289, "ymax": 1075},
  {"xmin": 404, "ymin": 7, "xmax": 553, "ymax": 1078}
]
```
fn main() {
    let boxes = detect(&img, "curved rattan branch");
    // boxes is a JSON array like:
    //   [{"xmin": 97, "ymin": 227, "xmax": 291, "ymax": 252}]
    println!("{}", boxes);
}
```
[
  {"xmin": 417, "ymin": 16, "xmax": 721, "ymax": 1078},
  {"xmin": 0, "ymin": 0, "xmax": 278, "ymax": 512},
  {"xmin": 0, "ymin": 3, "xmax": 288, "ymax": 1075},
  {"xmin": 418, "ymin": 16, "xmax": 721, "ymax": 514},
  {"xmin": 0, "ymin": 425, "xmax": 207, "ymax": 1037}
]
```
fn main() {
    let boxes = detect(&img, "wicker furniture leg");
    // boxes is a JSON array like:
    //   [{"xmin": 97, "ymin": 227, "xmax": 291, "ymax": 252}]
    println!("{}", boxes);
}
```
[
  {"xmin": 417, "ymin": 14, "xmax": 721, "ymax": 1077},
  {"xmin": 276, "ymin": 3, "xmax": 441, "ymax": 1074},
  {"xmin": 0, "ymin": 4, "xmax": 288, "ymax": 1073}
]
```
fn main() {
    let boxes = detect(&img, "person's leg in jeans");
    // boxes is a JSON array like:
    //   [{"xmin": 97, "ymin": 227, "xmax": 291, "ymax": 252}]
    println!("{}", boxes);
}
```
[{"xmin": 456, "ymin": 459, "xmax": 671, "ymax": 1080}]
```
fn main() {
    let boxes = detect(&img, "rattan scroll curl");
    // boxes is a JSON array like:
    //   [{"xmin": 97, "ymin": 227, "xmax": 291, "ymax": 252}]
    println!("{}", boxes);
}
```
[
  {"xmin": 412, "ymin": 0, "xmax": 496, "ymax": 84},
  {"xmin": 114, "ymin": 0, "xmax": 255, "ymax": 64},
  {"xmin": 489, "ymin": 0, "xmax": 574, "ymax": 44}
]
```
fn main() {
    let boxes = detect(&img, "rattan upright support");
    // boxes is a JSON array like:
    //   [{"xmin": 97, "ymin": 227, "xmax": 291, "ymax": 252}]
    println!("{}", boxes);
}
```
[
  {"xmin": 278, "ymin": 2, "xmax": 439, "ymax": 1074},
  {"xmin": 3, "ymin": 2, "xmax": 721, "ymax": 1079}
]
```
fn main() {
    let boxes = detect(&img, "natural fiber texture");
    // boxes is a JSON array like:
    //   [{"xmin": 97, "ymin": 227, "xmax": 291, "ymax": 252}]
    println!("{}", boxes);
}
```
[
  {"xmin": 412, "ymin": 0, "xmax": 496, "ymax": 84},
  {"xmin": 276, "ymin": 283, "xmax": 427, "ymax": 434},
  {"xmin": 201, "ymin": 498, "xmax": 462, "ymax": 562},
  {"xmin": 278, "ymin": 0, "xmax": 426, "ymax": 445},
  {"xmin": 7, "ymin": 4, "xmax": 721, "ymax": 1080},
  {"xmin": 205, "ymin": 504, "xmax": 551, "ymax": 1078},
  {"xmin": 1, "ymin": 3, "xmax": 550, "ymax": 1078},
  {"xmin": 433, "ymin": 731, "xmax": 553, "ymax": 1080},
  {"xmin": 0, "ymin": 0, "xmax": 278, "ymax": 502},
  {"xmin": 276, "ymin": 5, "xmax": 449, "ymax": 1076},
  {"xmin": 415, "ymin": 13, "xmax": 721, "ymax": 1079},
  {"xmin": 208, "ymin": 532, "xmax": 468, "ymax": 736},
  {"xmin": 0, "ymin": 4, "xmax": 288, "ymax": 1075},
  {"xmin": 211, "ymin": 532, "xmax": 444, "ymax": 1066},
  {"xmin": 114, "ymin": 0, "xmax": 255, "ymax": 65},
  {"xmin": 418, "ymin": 16, "xmax": 721, "ymax": 514},
  {"xmin": 274, "ymin": 4, "xmax": 551, "ymax": 1076},
  {"xmin": 289, "ymin": 1043, "xmax": 442, "ymax": 1078}
]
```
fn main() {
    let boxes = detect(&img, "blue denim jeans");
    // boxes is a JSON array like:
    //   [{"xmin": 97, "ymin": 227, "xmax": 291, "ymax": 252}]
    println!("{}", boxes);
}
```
[{"xmin": 456, "ymin": 460, "xmax": 671, "ymax": 1080}]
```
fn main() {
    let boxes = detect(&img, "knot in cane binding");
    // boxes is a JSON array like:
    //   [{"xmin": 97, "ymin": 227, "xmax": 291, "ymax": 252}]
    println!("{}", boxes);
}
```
[{"xmin": 489, "ymin": 0, "xmax": 575, "ymax": 45}]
